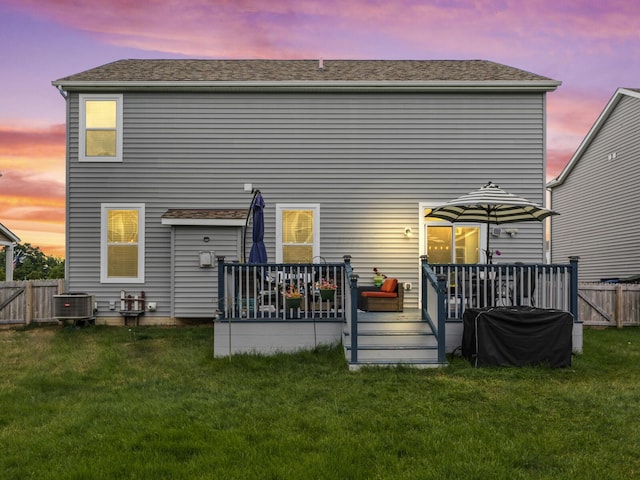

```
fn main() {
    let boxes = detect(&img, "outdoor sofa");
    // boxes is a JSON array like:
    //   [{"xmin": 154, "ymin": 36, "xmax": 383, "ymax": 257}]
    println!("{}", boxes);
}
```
[{"xmin": 358, "ymin": 278, "xmax": 404, "ymax": 312}]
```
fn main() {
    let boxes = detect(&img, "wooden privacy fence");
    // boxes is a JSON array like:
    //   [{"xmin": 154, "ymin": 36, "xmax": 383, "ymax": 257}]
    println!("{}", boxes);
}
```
[
  {"xmin": 0, "ymin": 280, "xmax": 64, "ymax": 325},
  {"xmin": 1, "ymin": 279, "xmax": 638, "ymax": 328},
  {"xmin": 579, "ymin": 282, "xmax": 640, "ymax": 327}
]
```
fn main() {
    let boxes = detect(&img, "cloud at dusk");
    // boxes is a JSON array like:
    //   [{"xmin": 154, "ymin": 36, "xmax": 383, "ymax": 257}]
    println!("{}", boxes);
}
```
[
  {"xmin": 6, "ymin": 0, "xmax": 638, "ymax": 62},
  {"xmin": 1, "ymin": 0, "xmax": 639, "ymax": 257},
  {"xmin": 545, "ymin": 87, "xmax": 614, "ymax": 179},
  {"xmin": 0, "ymin": 123, "xmax": 66, "ymax": 257}
]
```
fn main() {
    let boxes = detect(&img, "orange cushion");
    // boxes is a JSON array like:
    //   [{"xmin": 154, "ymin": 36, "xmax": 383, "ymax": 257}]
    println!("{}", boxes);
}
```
[
  {"xmin": 380, "ymin": 278, "xmax": 398, "ymax": 293},
  {"xmin": 362, "ymin": 291, "xmax": 397, "ymax": 298}
]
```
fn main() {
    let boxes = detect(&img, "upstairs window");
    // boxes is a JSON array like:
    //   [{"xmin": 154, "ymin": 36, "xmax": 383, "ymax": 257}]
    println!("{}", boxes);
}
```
[
  {"xmin": 79, "ymin": 94, "xmax": 123, "ymax": 162},
  {"xmin": 101, "ymin": 204, "xmax": 145, "ymax": 283}
]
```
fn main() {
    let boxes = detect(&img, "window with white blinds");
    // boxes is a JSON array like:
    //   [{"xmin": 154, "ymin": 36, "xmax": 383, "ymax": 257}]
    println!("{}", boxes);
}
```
[
  {"xmin": 101, "ymin": 204, "xmax": 145, "ymax": 283},
  {"xmin": 276, "ymin": 204, "xmax": 320, "ymax": 263}
]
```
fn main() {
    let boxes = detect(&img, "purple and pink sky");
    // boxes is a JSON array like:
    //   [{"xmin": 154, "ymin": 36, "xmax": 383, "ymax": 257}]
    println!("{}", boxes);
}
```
[{"xmin": 1, "ymin": 0, "xmax": 638, "ymax": 258}]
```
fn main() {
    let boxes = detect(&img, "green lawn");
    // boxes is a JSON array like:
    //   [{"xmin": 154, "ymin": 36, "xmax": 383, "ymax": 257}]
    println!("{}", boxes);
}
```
[{"xmin": 1, "ymin": 325, "xmax": 639, "ymax": 479}]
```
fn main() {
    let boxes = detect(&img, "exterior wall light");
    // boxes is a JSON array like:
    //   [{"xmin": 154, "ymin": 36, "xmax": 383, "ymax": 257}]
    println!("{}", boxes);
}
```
[{"xmin": 404, "ymin": 227, "xmax": 413, "ymax": 238}]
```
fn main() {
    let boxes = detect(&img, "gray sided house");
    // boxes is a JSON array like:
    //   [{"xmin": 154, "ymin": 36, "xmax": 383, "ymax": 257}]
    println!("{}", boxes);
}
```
[
  {"xmin": 52, "ymin": 59, "xmax": 560, "ymax": 325},
  {"xmin": 548, "ymin": 88, "xmax": 640, "ymax": 282}
]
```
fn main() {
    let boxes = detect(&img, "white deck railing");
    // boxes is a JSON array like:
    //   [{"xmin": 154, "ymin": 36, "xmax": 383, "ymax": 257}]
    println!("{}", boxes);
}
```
[
  {"xmin": 218, "ymin": 258, "xmax": 347, "ymax": 320},
  {"xmin": 428, "ymin": 257, "xmax": 580, "ymax": 320}
]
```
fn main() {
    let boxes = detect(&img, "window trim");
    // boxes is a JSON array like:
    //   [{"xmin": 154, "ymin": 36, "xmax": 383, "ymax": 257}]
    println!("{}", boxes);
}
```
[
  {"xmin": 275, "ymin": 203, "xmax": 320, "ymax": 263},
  {"xmin": 100, "ymin": 203, "xmax": 145, "ymax": 283},
  {"xmin": 419, "ymin": 202, "xmax": 487, "ymax": 263},
  {"xmin": 79, "ymin": 94, "xmax": 123, "ymax": 162}
]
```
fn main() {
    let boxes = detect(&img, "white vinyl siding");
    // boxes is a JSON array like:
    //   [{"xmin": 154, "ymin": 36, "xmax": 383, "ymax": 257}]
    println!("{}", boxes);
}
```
[
  {"xmin": 100, "ymin": 204, "xmax": 145, "ymax": 283},
  {"xmin": 171, "ymin": 226, "xmax": 241, "ymax": 317},
  {"xmin": 79, "ymin": 94, "xmax": 123, "ymax": 162}
]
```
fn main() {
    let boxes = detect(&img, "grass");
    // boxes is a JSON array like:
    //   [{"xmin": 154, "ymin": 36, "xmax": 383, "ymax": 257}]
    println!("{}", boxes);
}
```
[{"xmin": 1, "ymin": 325, "xmax": 639, "ymax": 479}]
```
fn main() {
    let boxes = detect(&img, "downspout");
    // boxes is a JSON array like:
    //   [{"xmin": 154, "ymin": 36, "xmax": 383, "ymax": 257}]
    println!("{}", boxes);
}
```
[{"xmin": 54, "ymin": 84, "xmax": 69, "ymax": 287}]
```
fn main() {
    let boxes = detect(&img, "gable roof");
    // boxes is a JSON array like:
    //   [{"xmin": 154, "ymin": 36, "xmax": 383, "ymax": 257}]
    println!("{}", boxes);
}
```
[
  {"xmin": 0, "ymin": 222, "xmax": 20, "ymax": 244},
  {"xmin": 547, "ymin": 88, "xmax": 640, "ymax": 188},
  {"xmin": 53, "ymin": 59, "xmax": 560, "ymax": 93}
]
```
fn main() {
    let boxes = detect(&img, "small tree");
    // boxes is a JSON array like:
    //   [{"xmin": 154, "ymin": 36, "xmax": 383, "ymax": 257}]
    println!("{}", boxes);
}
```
[{"xmin": 0, "ymin": 243, "xmax": 65, "ymax": 281}]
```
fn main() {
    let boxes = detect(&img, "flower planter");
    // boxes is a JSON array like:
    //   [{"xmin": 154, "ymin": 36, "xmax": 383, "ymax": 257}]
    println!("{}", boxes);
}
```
[
  {"xmin": 319, "ymin": 289, "xmax": 335, "ymax": 301},
  {"xmin": 285, "ymin": 297, "xmax": 302, "ymax": 309},
  {"xmin": 373, "ymin": 275, "xmax": 384, "ymax": 287}
]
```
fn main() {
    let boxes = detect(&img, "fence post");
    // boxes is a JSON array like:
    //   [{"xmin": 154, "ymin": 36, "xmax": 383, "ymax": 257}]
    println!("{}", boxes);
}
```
[
  {"xmin": 25, "ymin": 280, "xmax": 33, "ymax": 325},
  {"xmin": 569, "ymin": 256, "xmax": 579, "ymax": 321},
  {"xmin": 217, "ymin": 256, "xmax": 226, "ymax": 319},
  {"xmin": 616, "ymin": 284, "xmax": 624, "ymax": 329}
]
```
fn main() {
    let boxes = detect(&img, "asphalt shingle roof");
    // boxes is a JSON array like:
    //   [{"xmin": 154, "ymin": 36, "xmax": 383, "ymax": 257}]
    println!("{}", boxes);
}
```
[
  {"xmin": 162, "ymin": 209, "xmax": 247, "ymax": 221},
  {"xmin": 53, "ymin": 59, "xmax": 559, "ymax": 85}
]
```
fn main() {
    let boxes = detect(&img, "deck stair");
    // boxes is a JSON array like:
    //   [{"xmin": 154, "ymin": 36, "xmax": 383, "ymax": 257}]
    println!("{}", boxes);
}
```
[{"xmin": 343, "ymin": 310, "xmax": 445, "ymax": 369}]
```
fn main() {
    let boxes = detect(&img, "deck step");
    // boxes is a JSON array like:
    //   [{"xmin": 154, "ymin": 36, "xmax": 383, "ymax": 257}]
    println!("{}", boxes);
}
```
[
  {"xmin": 344, "ymin": 345, "xmax": 440, "ymax": 363},
  {"xmin": 344, "ymin": 334, "xmax": 437, "ymax": 348},
  {"xmin": 343, "ymin": 315, "xmax": 445, "ymax": 367},
  {"xmin": 350, "ymin": 320, "xmax": 433, "ymax": 331},
  {"xmin": 348, "ymin": 360, "xmax": 447, "ymax": 370}
]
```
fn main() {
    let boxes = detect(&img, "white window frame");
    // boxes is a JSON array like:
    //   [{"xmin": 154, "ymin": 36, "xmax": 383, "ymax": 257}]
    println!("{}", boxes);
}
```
[
  {"xmin": 79, "ymin": 94, "xmax": 123, "ymax": 162},
  {"xmin": 275, "ymin": 204, "xmax": 320, "ymax": 263},
  {"xmin": 418, "ymin": 202, "xmax": 486, "ymax": 309},
  {"xmin": 100, "ymin": 203, "xmax": 145, "ymax": 283},
  {"xmin": 419, "ymin": 202, "xmax": 487, "ymax": 263}
]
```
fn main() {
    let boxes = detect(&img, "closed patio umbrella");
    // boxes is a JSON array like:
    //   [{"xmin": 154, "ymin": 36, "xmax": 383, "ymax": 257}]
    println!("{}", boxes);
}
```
[
  {"xmin": 248, "ymin": 191, "xmax": 268, "ymax": 264},
  {"xmin": 425, "ymin": 182, "xmax": 557, "ymax": 262}
]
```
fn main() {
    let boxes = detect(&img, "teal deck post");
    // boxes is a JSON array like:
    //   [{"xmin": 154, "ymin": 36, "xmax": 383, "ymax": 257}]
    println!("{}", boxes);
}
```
[
  {"xmin": 569, "ymin": 256, "xmax": 580, "ymax": 320},
  {"xmin": 420, "ymin": 255, "xmax": 429, "ymax": 320},
  {"xmin": 344, "ymin": 255, "xmax": 359, "ymax": 364},
  {"xmin": 436, "ymin": 273, "xmax": 447, "ymax": 364},
  {"xmin": 217, "ymin": 256, "xmax": 226, "ymax": 319}
]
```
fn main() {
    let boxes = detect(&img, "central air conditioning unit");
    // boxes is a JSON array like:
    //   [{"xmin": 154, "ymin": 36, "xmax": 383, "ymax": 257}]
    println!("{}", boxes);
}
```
[{"xmin": 53, "ymin": 293, "xmax": 95, "ymax": 320}]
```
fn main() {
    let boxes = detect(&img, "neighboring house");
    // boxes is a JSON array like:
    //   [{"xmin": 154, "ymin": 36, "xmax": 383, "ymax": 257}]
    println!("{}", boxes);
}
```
[
  {"xmin": 0, "ymin": 223, "xmax": 20, "ymax": 281},
  {"xmin": 52, "ymin": 59, "xmax": 560, "ymax": 324},
  {"xmin": 548, "ymin": 88, "xmax": 640, "ymax": 282}
]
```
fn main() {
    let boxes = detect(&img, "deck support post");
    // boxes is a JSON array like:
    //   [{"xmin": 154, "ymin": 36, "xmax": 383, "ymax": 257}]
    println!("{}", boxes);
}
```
[
  {"xmin": 217, "ymin": 256, "xmax": 226, "ymax": 319},
  {"xmin": 436, "ymin": 274, "xmax": 447, "ymax": 364},
  {"xmin": 569, "ymin": 256, "xmax": 580, "ymax": 321}
]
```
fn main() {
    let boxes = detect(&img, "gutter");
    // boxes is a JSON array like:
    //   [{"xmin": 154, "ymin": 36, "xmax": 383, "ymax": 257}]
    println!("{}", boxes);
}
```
[{"xmin": 51, "ymin": 79, "xmax": 562, "ymax": 93}]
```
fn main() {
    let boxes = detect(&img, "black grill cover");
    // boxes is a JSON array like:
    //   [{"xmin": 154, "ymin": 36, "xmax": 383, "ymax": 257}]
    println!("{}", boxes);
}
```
[{"xmin": 462, "ymin": 307, "xmax": 573, "ymax": 367}]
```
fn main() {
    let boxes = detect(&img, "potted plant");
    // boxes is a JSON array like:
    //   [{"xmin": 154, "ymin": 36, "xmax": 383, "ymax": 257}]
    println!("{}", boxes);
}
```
[
  {"xmin": 284, "ymin": 285, "xmax": 303, "ymax": 309},
  {"xmin": 484, "ymin": 249, "xmax": 501, "ymax": 264},
  {"xmin": 317, "ymin": 278, "xmax": 337, "ymax": 301},
  {"xmin": 373, "ymin": 267, "xmax": 387, "ymax": 287}
]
